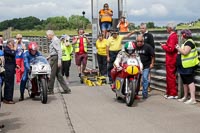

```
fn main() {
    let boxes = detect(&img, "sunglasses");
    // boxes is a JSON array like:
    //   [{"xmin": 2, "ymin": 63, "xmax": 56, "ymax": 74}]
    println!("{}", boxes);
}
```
[
  {"xmin": 137, "ymin": 41, "xmax": 143, "ymax": 43},
  {"xmin": 17, "ymin": 38, "xmax": 22, "ymax": 40}
]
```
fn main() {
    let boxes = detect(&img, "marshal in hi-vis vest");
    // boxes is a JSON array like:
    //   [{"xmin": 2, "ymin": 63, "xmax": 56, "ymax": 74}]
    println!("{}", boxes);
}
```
[
  {"xmin": 74, "ymin": 38, "xmax": 88, "ymax": 53},
  {"xmin": 61, "ymin": 42, "xmax": 73, "ymax": 61},
  {"xmin": 181, "ymin": 39, "xmax": 199, "ymax": 68},
  {"xmin": 99, "ymin": 9, "xmax": 113, "ymax": 23}
]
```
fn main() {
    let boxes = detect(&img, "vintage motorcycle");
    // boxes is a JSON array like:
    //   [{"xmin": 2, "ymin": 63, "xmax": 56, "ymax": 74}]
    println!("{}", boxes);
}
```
[
  {"xmin": 113, "ymin": 58, "xmax": 141, "ymax": 106},
  {"xmin": 26, "ymin": 56, "xmax": 51, "ymax": 104}
]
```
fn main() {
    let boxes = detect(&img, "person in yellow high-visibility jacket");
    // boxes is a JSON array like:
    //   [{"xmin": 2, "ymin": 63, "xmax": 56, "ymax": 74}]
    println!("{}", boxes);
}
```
[
  {"xmin": 72, "ymin": 28, "xmax": 90, "ymax": 77},
  {"xmin": 176, "ymin": 29, "xmax": 199, "ymax": 105},
  {"xmin": 60, "ymin": 34, "xmax": 73, "ymax": 84}
]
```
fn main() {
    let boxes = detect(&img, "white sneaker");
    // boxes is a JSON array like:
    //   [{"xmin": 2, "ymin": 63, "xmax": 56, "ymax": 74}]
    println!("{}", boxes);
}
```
[
  {"xmin": 174, "ymin": 96, "xmax": 178, "ymax": 99},
  {"xmin": 167, "ymin": 95, "xmax": 178, "ymax": 99},
  {"xmin": 178, "ymin": 97, "xmax": 187, "ymax": 102},
  {"xmin": 167, "ymin": 96, "xmax": 175, "ymax": 99},
  {"xmin": 164, "ymin": 94, "xmax": 168, "ymax": 99},
  {"xmin": 184, "ymin": 99, "xmax": 197, "ymax": 105}
]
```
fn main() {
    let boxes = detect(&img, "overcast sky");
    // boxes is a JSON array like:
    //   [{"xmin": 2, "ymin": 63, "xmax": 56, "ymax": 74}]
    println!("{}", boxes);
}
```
[{"xmin": 0, "ymin": 0, "xmax": 200, "ymax": 26}]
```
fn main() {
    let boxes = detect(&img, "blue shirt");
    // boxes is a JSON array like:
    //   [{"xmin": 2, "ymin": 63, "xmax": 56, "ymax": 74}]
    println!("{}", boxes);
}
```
[{"xmin": 0, "ymin": 50, "xmax": 4, "ymax": 56}]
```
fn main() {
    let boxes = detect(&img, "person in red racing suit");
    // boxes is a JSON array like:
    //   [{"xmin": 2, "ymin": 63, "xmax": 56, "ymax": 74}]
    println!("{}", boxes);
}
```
[{"xmin": 160, "ymin": 23, "xmax": 178, "ymax": 99}]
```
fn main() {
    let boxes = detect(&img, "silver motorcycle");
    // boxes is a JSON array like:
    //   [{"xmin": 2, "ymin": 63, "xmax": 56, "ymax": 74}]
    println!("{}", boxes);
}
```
[{"xmin": 26, "ymin": 56, "xmax": 51, "ymax": 104}]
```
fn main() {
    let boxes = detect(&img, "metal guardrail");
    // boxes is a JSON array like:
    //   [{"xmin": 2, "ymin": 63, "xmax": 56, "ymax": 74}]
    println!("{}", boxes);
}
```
[{"xmin": 24, "ymin": 29, "xmax": 200, "ymax": 98}]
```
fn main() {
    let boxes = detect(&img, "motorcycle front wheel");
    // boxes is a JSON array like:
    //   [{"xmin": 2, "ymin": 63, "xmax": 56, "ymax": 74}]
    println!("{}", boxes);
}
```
[
  {"xmin": 40, "ymin": 78, "xmax": 48, "ymax": 104},
  {"xmin": 125, "ymin": 80, "xmax": 136, "ymax": 106}
]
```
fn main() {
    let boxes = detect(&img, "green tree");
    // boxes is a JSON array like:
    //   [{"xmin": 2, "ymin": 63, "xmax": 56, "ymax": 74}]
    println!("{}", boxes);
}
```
[
  {"xmin": 68, "ymin": 15, "xmax": 90, "ymax": 29},
  {"xmin": 146, "ymin": 22, "xmax": 155, "ymax": 28},
  {"xmin": 44, "ymin": 16, "xmax": 68, "ymax": 30},
  {"xmin": 0, "ymin": 16, "xmax": 41, "ymax": 30}
]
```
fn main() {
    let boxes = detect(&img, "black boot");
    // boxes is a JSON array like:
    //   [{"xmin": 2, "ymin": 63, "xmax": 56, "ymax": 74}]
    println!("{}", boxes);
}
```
[{"xmin": 19, "ymin": 93, "xmax": 24, "ymax": 101}]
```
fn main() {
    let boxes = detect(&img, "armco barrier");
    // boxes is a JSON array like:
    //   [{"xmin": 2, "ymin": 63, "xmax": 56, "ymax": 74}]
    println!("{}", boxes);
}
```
[{"xmin": 24, "ymin": 29, "xmax": 200, "ymax": 98}]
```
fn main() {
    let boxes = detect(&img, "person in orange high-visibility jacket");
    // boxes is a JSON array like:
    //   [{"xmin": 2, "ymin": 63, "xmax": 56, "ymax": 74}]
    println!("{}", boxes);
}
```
[
  {"xmin": 99, "ymin": 3, "xmax": 113, "ymax": 38},
  {"xmin": 117, "ymin": 16, "xmax": 129, "ymax": 32},
  {"xmin": 160, "ymin": 23, "xmax": 178, "ymax": 99}
]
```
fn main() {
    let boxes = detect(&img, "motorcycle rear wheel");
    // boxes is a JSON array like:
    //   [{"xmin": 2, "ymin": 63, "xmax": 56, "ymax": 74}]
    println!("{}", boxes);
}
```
[
  {"xmin": 40, "ymin": 78, "xmax": 48, "ymax": 104},
  {"xmin": 125, "ymin": 80, "xmax": 136, "ymax": 106}
]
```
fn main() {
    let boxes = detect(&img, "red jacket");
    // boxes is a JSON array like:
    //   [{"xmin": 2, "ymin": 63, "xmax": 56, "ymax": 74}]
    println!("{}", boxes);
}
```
[{"xmin": 161, "ymin": 32, "xmax": 178, "ymax": 65}]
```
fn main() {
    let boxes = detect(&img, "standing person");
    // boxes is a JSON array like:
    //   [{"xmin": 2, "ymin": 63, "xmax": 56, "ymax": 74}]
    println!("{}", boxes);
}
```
[
  {"xmin": 0, "ymin": 36, "xmax": 4, "ymax": 131},
  {"xmin": 72, "ymin": 28, "xmax": 90, "ymax": 78},
  {"xmin": 15, "ymin": 34, "xmax": 26, "ymax": 84},
  {"xmin": 106, "ymin": 29, "xmax": 135, "ymax": 85},
  {"xmin": 3, "ymin": 39, "xmax": 16, "ymax": 104},
  {"xmin": 135, "ymin": 35, "xmax": 155, "ymax": 99},
  {"xmin": 0, "ymin": 39, "xmax": 4, "ymax": 104},
  {"xmin": 19, "ymin": 42, "xmax": 42, "ymax": 101},
  {"xmin": 160, "ymin": 22, "xmax": 178, "ymax": 99},
  {"xmin": 96, "ymin": 34, "xmax": 108, "ymax": 76},
  {"xmin": 176, "ymin": 29, "xmax": 199, "ymax": 104},
  {"xmin": 99, "ymin": 3, "xmax": 113, "ymax": 38},
  {"xmin": 60, "ymin": 34, "xmax": 73, "ymax": 84},
  {"xmin": 140, "ymin": 23, "xmax": 155, "ymax": 49},
  {"xmin": 140, "ymin": 23, "xmax": 155, "ymax": 91},
  {"xmin": 117, "ymin": 16, "xmax": 129, "ymax": 32},
  {"xmin": 46, "ymin": 30, "xmax": 71, "ymax": 94}
]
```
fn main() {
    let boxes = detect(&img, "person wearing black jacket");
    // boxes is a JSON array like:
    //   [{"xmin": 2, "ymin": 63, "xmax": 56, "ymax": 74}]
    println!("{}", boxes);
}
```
[
  {"xmin": 140, "ymin": 23, "xmax": 155, "ymax": 49},
  {"xmin": 140, "ymin": 23, "xmax": 155, "ymax": 92},
  {"xmin": 3, "ymin": 39, "xmax": 16, "ymax": 104}
]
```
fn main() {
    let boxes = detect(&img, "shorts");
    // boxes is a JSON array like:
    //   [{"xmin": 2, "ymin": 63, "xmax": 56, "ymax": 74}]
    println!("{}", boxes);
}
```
[
  {"xmin": 180, "ymin": 74, "xmax": 194, "ymax": 84},
  {"xmin": 101, "ymin": 22, "xmax": 112, "ymax": 31},
  {"xmin": 75, "ymin": 53, "xmax": 88, "ymax": 66}
]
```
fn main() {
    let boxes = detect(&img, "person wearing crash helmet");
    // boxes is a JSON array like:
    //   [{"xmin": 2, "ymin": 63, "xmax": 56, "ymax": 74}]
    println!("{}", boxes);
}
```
[
  {"xmin": 176, "ymin": 29, "xmax": 199, "ymax": 104},
  {"xmin": 106, "ymin": 29, "xmax": 135, "ymax": 85},
  {"xmin": 19, "ymin": 42, "xmax": 42, "ymax": 101},
  {"xmin": 135, "ymin": 35, "xmax": 155, "ymax": 99},
  {"xmin": 110, "ymin": 41, "xmax": 143, "ymax": 91},
  {"xmin": 60, "ymin": 34, "xmax": 73, "ymax": 84}
]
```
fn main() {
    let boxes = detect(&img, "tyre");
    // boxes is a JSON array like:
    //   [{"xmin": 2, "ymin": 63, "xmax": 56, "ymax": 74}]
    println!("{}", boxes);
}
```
[
  {"xmin": 40, "ymin": 78, "xmax": 48, "ymax": 104},
  {"xmin": 125, "ymin": 80, "xmax": 136, "ymax": 106}
]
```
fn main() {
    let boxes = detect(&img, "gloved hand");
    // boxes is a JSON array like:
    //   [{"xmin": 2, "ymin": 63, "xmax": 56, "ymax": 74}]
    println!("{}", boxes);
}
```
[{"xmin": 58, "ymin": 60, "xmax": 62, "ymax": 68}]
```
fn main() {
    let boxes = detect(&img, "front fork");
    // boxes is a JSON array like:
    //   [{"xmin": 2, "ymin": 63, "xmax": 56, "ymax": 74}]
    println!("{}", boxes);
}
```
[
  {"xmin": 125, "ymin": 77, "xmax": 135, "ymax": 94},
  {"xmin": 125, "ymin": 78, "xmax": 128, "ymax": 94}
]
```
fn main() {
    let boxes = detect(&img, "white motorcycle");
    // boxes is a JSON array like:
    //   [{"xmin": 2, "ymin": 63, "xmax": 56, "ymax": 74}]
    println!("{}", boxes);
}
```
[{"xmin": 26, "ymin": 56, "xmax": 51, "ymax": 104}]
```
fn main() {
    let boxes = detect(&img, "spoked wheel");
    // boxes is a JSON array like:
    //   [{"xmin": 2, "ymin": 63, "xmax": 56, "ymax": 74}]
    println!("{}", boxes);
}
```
[
  {"xmin": 125, "ymin": 80, "xmax": 136, "ymax": 106},
  {"xmin": 40, "ymin": 78, "xmax": 48, "ymax": 104}
]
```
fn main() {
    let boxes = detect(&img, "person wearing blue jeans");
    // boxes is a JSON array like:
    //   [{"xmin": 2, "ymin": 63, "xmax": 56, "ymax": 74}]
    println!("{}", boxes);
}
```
[
  {"xmin": 135, "ymin": 35, "xmax": 155, "ymax": 99},
  {"xmin": 142, "ymin": 68, "xmax": 150, "ymax": 98}
]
